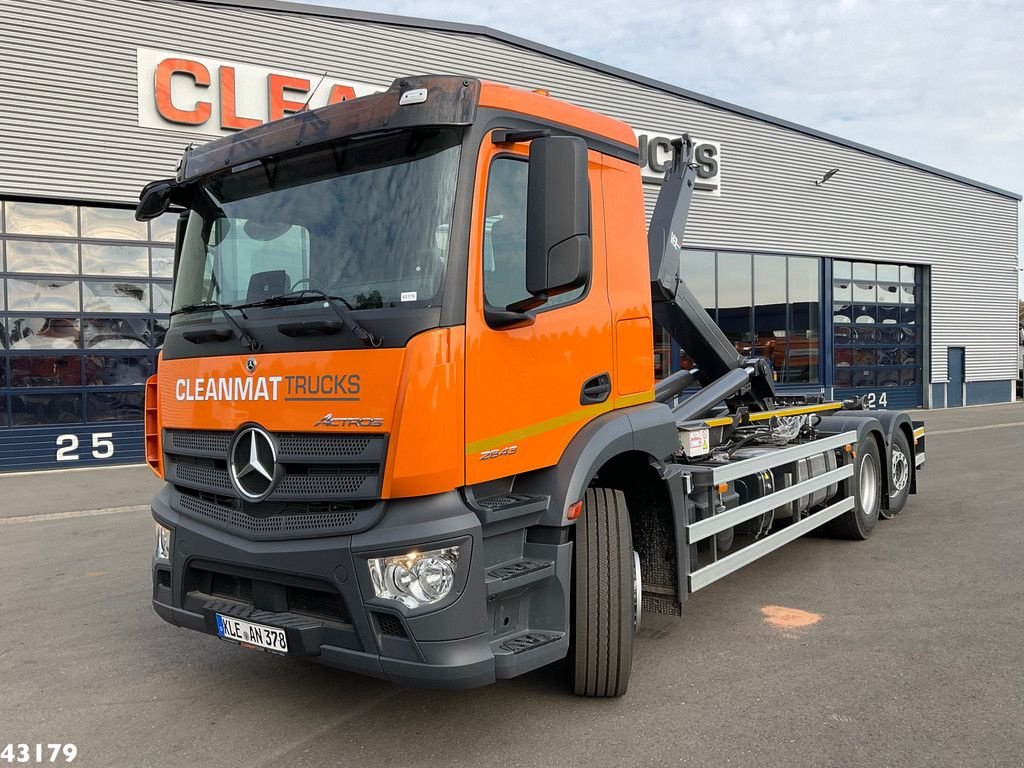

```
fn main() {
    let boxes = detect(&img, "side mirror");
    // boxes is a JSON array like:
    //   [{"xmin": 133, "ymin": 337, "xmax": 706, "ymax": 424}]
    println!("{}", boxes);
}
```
[
  {"xmin": 518, "ymin": 136, "xmax": 591, "ymax": 309},
  {"xmin": 135, "ymin": 179, "xmax": 176, "ymax": 221}
]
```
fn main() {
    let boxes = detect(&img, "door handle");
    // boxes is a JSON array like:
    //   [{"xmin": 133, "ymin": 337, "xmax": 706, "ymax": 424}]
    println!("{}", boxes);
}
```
[{"xmin": 580, "ymin": 373, "xmax": 612, "ymax": 405}]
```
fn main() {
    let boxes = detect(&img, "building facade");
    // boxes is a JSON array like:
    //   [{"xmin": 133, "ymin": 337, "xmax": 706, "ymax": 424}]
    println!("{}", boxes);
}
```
[{"xmin": 0, "ymin": 0, "xmax": 1018, "ymax": 470}]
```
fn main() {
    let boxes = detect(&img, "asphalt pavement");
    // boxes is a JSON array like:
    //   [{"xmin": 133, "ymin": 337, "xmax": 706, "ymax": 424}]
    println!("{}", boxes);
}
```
[{"xmin": 2, "ymin": 404, "xmax": 1022, "ymax": 768}]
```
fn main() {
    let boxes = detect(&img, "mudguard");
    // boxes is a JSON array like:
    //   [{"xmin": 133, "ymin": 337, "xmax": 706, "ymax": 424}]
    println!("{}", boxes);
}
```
[{"xmin": 515, "ymin": 402, "xmax": 680, "ymax": 527}]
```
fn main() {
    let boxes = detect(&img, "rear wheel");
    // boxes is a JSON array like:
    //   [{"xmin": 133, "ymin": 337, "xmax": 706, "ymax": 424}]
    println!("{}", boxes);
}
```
[
  {"xmin": 828, "ymin": 434, "xmax": 881, "ymax": 540},
  {"xmin": 571, "ymin": 487, "xmax": 634, "ymax": 697},
  {"xmin": 881, "ymin": 429, "xmax": 912, "ymax": 519}
]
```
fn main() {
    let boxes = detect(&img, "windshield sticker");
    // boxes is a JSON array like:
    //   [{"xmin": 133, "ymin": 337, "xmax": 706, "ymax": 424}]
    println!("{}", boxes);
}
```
[{"xmin": 400, "ymin": 291, "xmax": 417, "ymax": 302}]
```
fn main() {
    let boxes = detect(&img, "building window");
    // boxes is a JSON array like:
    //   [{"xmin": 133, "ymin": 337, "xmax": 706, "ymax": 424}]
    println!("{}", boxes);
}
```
[
  {"xmin": 832, "ymin": 260, "xmax": 922, "ymax": 406},
  {"xmin": 665, "ymin": 249, "xmax": 821, "ymax": 384},
  {"xmin": 0, "ymin": 200, "xmax": 173, "ymax": 429}
]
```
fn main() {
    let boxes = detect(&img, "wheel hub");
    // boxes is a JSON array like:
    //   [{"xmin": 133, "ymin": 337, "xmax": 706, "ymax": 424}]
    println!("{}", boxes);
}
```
[
  {"xmin": 859, "ymin": 452, "xmax": 879, "ymax": 516},
  {"xmin": 891, "ymin": 448, "xmax": 910, "ymax": 493}
]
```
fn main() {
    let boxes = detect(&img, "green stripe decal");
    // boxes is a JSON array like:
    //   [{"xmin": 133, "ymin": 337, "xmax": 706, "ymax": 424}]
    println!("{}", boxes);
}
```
[{"xmin": 464, "ymin": 390, "xmax": 654, "ymax": 455}]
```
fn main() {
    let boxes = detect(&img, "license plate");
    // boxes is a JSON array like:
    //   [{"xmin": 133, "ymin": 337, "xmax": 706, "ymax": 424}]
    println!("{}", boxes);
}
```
[{"xmin": 216, "ymin": 614, "xmax": 289, "ymax": 654}]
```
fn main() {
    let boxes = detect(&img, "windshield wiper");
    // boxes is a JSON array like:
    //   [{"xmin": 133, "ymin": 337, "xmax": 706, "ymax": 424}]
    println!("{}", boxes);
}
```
[
  {"xmin": 239, "ymin": 290, "xmax": 381, "ymax": 347},
  {"xmin": 171, "ymin": 301, "xmax": 262, "ymax": 352}
]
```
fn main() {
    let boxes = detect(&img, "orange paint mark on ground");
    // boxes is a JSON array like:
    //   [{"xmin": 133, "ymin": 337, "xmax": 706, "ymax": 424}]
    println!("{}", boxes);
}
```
[{"xmin": 761, "ymin": 605, "xmax": 822, "ymax": 629}]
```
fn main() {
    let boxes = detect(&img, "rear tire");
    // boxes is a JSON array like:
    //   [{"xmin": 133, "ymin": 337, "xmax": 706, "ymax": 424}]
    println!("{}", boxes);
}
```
[
  {"xmin": 880, "ymin": 429, "xmax": 912, "ymax": 519},
  {"xmin": 828, "ymin": 435, "xmax": 881, "ymax": 540},
  {"xmin": 571, "ymin": 488, "xmax": 634, "ymax": 697}
]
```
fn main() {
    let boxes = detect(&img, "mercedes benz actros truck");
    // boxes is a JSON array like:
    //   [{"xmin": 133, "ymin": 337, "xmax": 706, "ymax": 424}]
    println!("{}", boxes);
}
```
[{"xmin": 138, "ymin": 76, "xmax": 925, "ymax": 697}]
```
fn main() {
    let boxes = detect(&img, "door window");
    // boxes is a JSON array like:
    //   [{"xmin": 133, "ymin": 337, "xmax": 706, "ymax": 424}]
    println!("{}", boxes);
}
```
[{"xmin": 483, "ymin": 157, "xmax": 585, "ymax": 310}]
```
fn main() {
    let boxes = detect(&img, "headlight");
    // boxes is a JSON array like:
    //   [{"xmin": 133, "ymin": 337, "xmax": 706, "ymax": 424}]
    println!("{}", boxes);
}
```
[
  {"xmin": 154, "ymin": 522, "xmax": 172, "ymax": 563},
  {"xmin": 368, "ymin": 546, "xmax": 460, "ymax": 609}
]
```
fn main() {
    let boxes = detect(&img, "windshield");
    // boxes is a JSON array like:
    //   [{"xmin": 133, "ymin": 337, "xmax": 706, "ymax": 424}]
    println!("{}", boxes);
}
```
[{"xmin": 173, "ymin": 127, "xmax": 461, "ymax": 313}]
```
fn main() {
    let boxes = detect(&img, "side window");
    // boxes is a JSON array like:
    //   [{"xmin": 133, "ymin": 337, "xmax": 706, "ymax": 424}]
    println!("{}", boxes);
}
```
[{"xmin": 483, "ymin": 157, "xmax": 585, "ymax": 310}]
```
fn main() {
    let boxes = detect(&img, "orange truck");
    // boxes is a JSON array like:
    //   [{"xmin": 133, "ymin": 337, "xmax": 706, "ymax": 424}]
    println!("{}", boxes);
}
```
[{"xmin": 137, "ymin": 76, "xmax": 925, "ymax": 697}]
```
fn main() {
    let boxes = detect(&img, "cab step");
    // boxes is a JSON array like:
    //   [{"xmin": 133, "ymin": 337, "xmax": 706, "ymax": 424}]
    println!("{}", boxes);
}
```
[
  {"xmin": 472, "ymin": 493, "xmax": 548, "ymax": 533},
  {"xmin": 491, "ymin": 629, "xmax": 567, "ymax": 679},
  {"xmin": 485, "ymin": 557, "xmax": 554, "ymax": 595}
]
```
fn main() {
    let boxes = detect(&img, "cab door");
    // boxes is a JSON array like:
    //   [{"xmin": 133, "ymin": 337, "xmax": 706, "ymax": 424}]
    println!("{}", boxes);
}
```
[{"xmin": 464, "ymin": 138, "xmax": 613, "ymax": 485}]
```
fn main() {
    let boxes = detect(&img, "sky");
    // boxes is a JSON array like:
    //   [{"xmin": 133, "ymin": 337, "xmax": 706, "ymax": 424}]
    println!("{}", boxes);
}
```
[{"xmin": 307, "ymin": 0, "xmax": 1022, "ymax": 293}]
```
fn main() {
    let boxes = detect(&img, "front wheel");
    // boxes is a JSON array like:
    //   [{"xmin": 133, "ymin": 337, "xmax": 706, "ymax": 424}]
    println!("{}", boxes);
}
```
[
  {"xmin": 827, "ymin": 435, "xmax": 882, "ymax": 540},
  {"xmin": 570, "ymin": 488, "xmax": 634, "ymax": 697}
]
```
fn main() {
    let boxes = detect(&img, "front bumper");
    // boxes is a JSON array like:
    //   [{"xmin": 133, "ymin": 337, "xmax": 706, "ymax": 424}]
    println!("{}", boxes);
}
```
[{"xmin": 151, "ymin": 485, "xmax": 496, "ymax": 689}]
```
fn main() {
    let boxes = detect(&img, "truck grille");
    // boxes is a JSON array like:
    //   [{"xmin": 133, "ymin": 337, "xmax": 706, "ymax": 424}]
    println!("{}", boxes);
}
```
[{"xmin": 164, "ymin": 428, "xmax": 387, "ymax": 540}]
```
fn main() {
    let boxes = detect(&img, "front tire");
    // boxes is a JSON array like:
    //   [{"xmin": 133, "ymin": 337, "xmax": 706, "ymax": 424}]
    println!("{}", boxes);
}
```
[
  {"xmin": 828, "ymin": 435, "xmax": 882, "ymax": 540},
  {"xmin": 571, "ymin": 488, "xmax": 634, "ymax": 697}
]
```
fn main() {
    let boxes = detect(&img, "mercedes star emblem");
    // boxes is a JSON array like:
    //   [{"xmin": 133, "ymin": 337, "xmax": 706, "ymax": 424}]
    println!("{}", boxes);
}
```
[
  {"xmin": 246, "ymin": 356, "xmax": 258, "ymax": 374},
  {"xmin": 228, "ymin": 425, "xmax": 278, "ymax": 501}
]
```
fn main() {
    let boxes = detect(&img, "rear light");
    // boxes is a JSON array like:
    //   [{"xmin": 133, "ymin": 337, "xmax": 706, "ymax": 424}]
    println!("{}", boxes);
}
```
[{"xmin": 145, "ymin": 374, "xmax": 163, "ymax": 478}]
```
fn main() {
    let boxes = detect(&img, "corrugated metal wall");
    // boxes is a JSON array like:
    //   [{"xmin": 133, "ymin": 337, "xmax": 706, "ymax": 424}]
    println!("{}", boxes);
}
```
[{"xmin": 0, "ymin": 0, "xmax": 1018, "ymax": 385}]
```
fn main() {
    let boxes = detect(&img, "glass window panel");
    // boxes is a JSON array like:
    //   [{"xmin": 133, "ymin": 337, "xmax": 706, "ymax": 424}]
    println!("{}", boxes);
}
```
[
  {"xmin": 901, "ymin": 306, "xmax": 917, "ymax": 324},
  {"xmin": 900, "ymin": 367, "xmax": 918, "ymax": 385},
  {"xmin": 5, "ymin": 240, "xmax": 78, "ymax": 274},
  {"xmin": 717, "ymin": 252, "xmax": 752, "ymax": 351},
  {"xmin": 788, "ymin": 257, "xmax": 819, "ymax": 384},
  {"xmin": 877, "ymin": 283, "xmax": 899, "ymax": 304},
  {"xmin": 900, "ymin": 326, "xmax": 917, "ymax": 344},
  {"xmin": 83, "ymin": 280, "xmax": 150, "ymax": 313},
  {"xmin": 835, "ymin": 348, "xmax": 852, "ymax": 367},
  {"xmin": 83, "ymin": 354, "xmax": 154, "ymax": 386},
  {"xmin": 150, "ymin": 215, "xmax": 178, "ymax": 243},
  {"xmin": 833, "ymin": 260, "xmax": 851, "ymax": 279},
  {"xmin": 10, "ymin": 355, "xmax": 82, "ymax": 387},
  {"xmin": 5, "ymin": 202, "xmax": 77, "ymax": 237},
  {"xmin": 900, "ymin": 265, "xmax": 916, "ymax": 283},
  {"xmin": 754, "ymin": 255, "xmax": 786, "ymax": 372},
  {"xmin": 834, "ymin": 368, "xmax": 852, "ymax": 387},
  {"xmin": 81, "ymin": 244, "xmax": 149, "ymax": 276},
  {"xmin": 152, "ymin": 282, "xmax": 173, "ymax": 314},
  {"xmin": 83, "ymin": 317, "xmax": 149, "ymax": 349},
  {"xmin": 832, "ymin": 279, "xmax": 852, "ymax": 302},
  {"xmin": 0, "ymin": 396, "xmax": 7, "ymax": 427},
  {"xmin": 9, "ymin": 393, "xmax": 82, "ymax": 426},
  {"xmin": 853, "ymin": 348, "xmax": 877, "ymax": 366},
  {"xmin": 87, "ymin": 390, "xmax": 145, "ymax": 422},
  {"xmin": 151, "ymin": 317, "xmax": 168, "ymax": 348},
  {"xmin": 680, "ymin": 250, "xmax": 716, "ymax": 308},
  {"xmin": 7, "ymin": 278, "xmax": 80, "ymax": 312},
  {"xmin": 877, "ymin": 305, "xmax": 900, "ymax": 324},
  {"xmin": 80, "ymin": 207, "xmax": 146, "ymax": 240},
  {"xmin": 878, "ymin": 369, "xmax": 900, "ymax": 387},
  {"xmin": 852, "ymin": 262, "xmax": 875, "ymax": 281},
  {"xmin": 853, "ymin": 281, "xmax": 876, "ymax": 303},
  {"xmin": 900, "ymin": 284, "xmax": 916, "ymax": 305},
  {"xmin": 899, "ymin": 347, "xmax": 918, "ymax": 366},
  {"xmin": 877, "ymin": 348, "xmax": 899, "ymax": 366},
  {"xmin": 853, "ymin": 368, "xmax": 876, "ymax": 387},
  {"xmin": 151, "ymin": 247, "xmax": 174, "ymax": 278},
  {"xmin": 852, "ymin": 326, "xmax": 877, "ymax": 344},
  {"xmin": 877, "ymin": 326, "xmax": 902, "ymax": 345},
  {"xmin": 833, "ymin": 303, "xmax": 851, "ymax": 324},
  {"xmin": 8, "ymin": 317, "xmax": 79, "ymax": 349},
  {"xmin": 835, "ymin": 326, "xmax": 853, "ymax": 344},
  {"xmin": 877, "ymin": 264, "xmax": 899, "ymax": 282},
  {"xmin": 0, "ymin": 317, "xmax": 7, "ymax": 349},
  {"xmin": 853, "ymin": 304, "xmax": 876, "ymax": 324}
]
